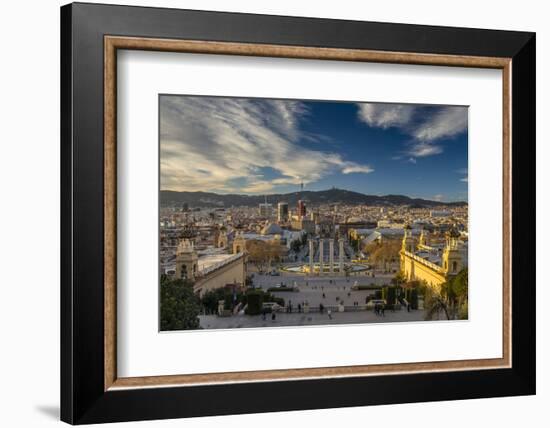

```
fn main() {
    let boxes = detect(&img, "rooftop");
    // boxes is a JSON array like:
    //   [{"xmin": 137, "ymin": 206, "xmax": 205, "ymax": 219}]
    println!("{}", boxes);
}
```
[{"xmin": 198, "ymin": 253, "xmax": 244, "ymax": 275}]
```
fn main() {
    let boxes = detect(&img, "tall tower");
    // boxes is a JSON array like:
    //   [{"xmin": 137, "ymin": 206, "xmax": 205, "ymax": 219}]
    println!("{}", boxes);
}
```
[
  {"xmin": 175, "ymin": 239, "xmax": 198, "ymax": 281},
  {"xmin": 319, "ymin": 239, "xmax": 324, "ymax": 275},
  {"xmin": 418, "ymin": 228, "xmax": 427, "ymax": 249},
  {"xmin": 308, "ymin": 239, "xmax": 314, "ymax": 274},
  {"xmin": 401, "ymin": 224, "xmax": 416, "ymax": 254},
  {"xmin": 297, "ymin": 200, "xmax": 306, "ymax": 218},
  {"xmin": 233, "ymin": 231, "xmax": 247, "ymax": 254},
  {"xmin": 442, "ymin": 227, "xmax": 463, "ymax": 275},
  {"xmin": 277, "ymin": 202, "xmax": 289, "ymax": 223},
  {"xmin": 217, "ymin": 226, "xmax": 228, "ymax": 248}
]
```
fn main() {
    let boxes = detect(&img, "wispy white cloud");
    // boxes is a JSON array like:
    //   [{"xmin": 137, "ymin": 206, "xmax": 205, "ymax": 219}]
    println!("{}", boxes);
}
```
[
  {"xmin": 357, "ymin": 103, "xmax": 467, "ymax": 159},
  {"xmin": 357, "ymin": 104, "xmax": 416, "ymax": 129},
  {"xmin": 161, "ymin": 96, "xmax": 373, "ymax": 192},
  {"xmin": 412, "ymin": 107, "xmax": 468, "ymax": 142},
  {"xmin": 433, "ymin": 194, "xmax": 445, "ymax": 202},
  {"xmin": 341, "ymin": 165, "xmax": 375, "ymax": 174},
  {"xmin": 407, "ymin": 142, "xmax": 444, "ymax": 158},
  {"xmin": 460, "ymin": 177, "xmax": 468, "ymax": 183}
]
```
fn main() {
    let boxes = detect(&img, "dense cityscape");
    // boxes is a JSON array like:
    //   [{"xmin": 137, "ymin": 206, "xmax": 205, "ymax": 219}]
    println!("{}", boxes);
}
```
[
  {"xmin": 160, "ymin": 188, "xmax": 468, "ymax": 330},
  {"xmin": 159, "ymin": 95, "xmax": 469, "ymax": 330}
]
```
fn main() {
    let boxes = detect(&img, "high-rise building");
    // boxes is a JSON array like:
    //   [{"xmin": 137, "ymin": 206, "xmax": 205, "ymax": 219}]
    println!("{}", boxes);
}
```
[
  {"xmin": 297, "ymin": 200, "xmax": 306, "ymax": 217},
  {"xmin": 259, "ymin": 203, "xmax": 273, "ymax": 218},
  {"xmin": 277, "ymin": 202, "xmax": 289, "ymax": 222}
]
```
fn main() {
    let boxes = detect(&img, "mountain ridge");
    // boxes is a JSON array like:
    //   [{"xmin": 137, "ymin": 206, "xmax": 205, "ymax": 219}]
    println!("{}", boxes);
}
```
[{"xmin": 160, "ymin": 188, "xmax": 467, "ymax": 208}]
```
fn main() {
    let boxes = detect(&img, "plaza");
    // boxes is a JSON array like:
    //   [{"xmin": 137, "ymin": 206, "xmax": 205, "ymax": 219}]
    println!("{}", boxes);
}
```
[{"xmin": 198, "ymin": 270, "xmax": 430, "ymax": 329}]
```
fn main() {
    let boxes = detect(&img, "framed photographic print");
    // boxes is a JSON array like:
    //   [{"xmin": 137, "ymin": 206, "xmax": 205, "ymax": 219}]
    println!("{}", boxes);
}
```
[{"xmin": 61, "ymin": 2, "xmax": 535, "ymax": 424}]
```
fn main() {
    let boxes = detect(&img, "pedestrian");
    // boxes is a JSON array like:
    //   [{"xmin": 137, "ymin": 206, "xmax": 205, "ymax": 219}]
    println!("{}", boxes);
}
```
[
  {"xmin": 262, "ymin": 310, "xmax": 266, "ymax": 321},
  {"xmin": 272, "ymin": 312, "xmax": 276, "ymax": 321},
  {"xmin": 319, "ymin": 303, "xmax": 324, "ymax": 313},
  {"xmin": 298, "ymin": 303, "xmax": 301, "ymax": 313},
  {"xmin": 322, "ymin": 293, "xmax": 326, "ymax": 299},
  {"xmin": 381, "ymin": 305, "xmax": 385, "ymax": 317},
  {"xmin": 407, "ymin": 303, "xmax": 411, "ymax": 312},
  {"xmin": 327, "ymin": 309, "xmax": 332, "ymax": 320}
]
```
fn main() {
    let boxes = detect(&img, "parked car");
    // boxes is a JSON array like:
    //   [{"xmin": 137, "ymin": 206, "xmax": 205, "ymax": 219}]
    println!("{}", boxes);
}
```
[
  {"xmin": 262, "ymin": 302, "xmax": 282, "ymax": 313},
  {"xmin": 269, "ymin": 270, "xmax": 280, "ymax": 276}
]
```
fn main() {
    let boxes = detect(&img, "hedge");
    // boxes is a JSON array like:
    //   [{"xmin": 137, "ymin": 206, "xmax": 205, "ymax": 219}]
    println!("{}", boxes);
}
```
[{"xmin": 246, "ymin": 290, "xmax": 263, "ymax": 315}]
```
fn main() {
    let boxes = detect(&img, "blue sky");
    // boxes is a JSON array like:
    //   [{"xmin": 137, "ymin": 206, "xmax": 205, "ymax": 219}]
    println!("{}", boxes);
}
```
[{"xmin": 160, "ymin": 96, "xmax": 468, "ymax": 202}]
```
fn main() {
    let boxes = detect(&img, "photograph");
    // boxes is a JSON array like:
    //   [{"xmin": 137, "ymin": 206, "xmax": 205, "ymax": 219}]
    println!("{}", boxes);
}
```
[
  {"xmin": 54, "ymin": 2, "xmax": 536, "ymax": 424},
  {"xmin": 159, "ymin": 95, "xmax": 469, "ymax": 331}
]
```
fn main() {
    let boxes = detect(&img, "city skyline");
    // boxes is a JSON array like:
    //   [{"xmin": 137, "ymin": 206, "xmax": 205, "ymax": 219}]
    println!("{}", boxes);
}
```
[{"xmin": 160, "ymin": 95, "xmax": 468, "ymax": 202}]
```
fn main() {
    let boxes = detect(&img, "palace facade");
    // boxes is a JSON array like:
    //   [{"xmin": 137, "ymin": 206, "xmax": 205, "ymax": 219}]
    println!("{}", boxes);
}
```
[
  {"xmin": 400, "ymin": 225, "xmax": 465, "ymax": 288},
  {"xmin": 175, "ymin": 238, "xmax": 247, "ymax": 297}
]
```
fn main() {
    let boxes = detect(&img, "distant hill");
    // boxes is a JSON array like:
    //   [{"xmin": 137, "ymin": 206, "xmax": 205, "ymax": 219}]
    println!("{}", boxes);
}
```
[{"xmin": 160, "ymin": 188, "xmax": 467, "ymax": 208}]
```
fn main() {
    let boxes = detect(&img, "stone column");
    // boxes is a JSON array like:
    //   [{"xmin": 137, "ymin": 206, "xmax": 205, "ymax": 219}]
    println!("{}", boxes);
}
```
[
  {"xmin": 308, "ymin": 239, "xmax": 314, "ymax": 275},
  {"xmin": 339, "ymin": 238, "xmax": 345, "ymax": 276},
  {"xmin": 329, "ymin": 239, "xmax": 334, "ymax": 274},
  {"xmin": 319, "ymin": 239, "xmax": 324, "ymax": 276}
]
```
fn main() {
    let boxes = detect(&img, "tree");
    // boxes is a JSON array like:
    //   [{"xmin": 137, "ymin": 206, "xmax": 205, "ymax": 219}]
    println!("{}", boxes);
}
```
[
  {"xmin": 246, "ymin": 290, "xmax": 263, "ymax": 315},
  {"xmin": 391, "ymin": 271, "xmax": 407, "ymax": 286},
  {"xmin": 246, "ymin": 240, "xmax": 269, "ymax": 272},
  {"xmin": 246, "ymin": 240, "xmax": 286, "ymax": 272},
  {"xmin": 423, "ymin": 268, "xmax": 468, "ymax": 320},
  {"xmin": 160, "ymin": 276, "xmax": 201, "ymax": 330},
  {"xmin": 364, "ymin": 239, "xmax": 401, "ymax": 271},
  {"xmin": 200, "ymin": 288, "xmax": 226, "ymax": 314},
  {"xmin": 290, "ymin": 239, "xmax": 301, "ymax": 253}
]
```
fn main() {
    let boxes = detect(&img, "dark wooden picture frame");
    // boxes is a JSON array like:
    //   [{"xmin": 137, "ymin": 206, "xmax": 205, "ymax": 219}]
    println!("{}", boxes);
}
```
[{"xmin": 61, "ymin": 2, "xmax": 535, "ymax": 424}]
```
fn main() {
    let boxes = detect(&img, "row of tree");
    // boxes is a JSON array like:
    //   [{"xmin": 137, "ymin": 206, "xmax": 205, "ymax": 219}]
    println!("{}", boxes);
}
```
[
  {"xmin": 246, "ymin": 240, "xmax": 286, "ymax": 273},
  {"xmin": 363, "ymin": 239, "xmax": 401, "ymax": 270},
  {"xmin": 161, "ymin": 273, "xmax": 288, "ymax": 330},
  {"xmin": 200, "ymin": 287, "xmax": 284, "ymax": 316}
]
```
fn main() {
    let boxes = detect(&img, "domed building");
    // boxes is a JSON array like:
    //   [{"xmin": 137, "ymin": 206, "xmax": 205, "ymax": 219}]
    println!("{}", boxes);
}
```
[{"xmin": 261, "ymin": 222, "xmax": 283, "ymax": 236}]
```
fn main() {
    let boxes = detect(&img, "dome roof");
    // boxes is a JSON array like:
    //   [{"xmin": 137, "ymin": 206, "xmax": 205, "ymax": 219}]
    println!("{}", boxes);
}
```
[{"xmin": 261, "ymin": 223, "xmax": 283, "ymax": 235}]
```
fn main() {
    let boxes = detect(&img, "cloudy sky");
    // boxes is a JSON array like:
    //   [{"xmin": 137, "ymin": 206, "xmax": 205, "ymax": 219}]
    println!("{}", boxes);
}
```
[{"xmin": 160, "ymin": 95, "xmax": 468, "ymax": 202}]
